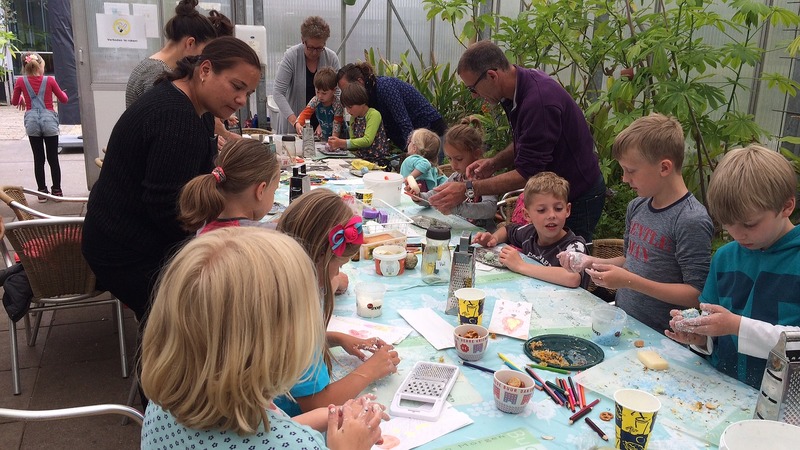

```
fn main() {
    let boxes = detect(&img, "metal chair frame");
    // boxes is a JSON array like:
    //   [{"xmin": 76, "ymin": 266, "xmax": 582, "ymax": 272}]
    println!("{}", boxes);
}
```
[
  {"xmin": 0, "ymin": 186, "xmax": 88, "ymax": 221},
  {"xmin": 1, "ymin": 217, "xmax": 129, "ymax": 395},
  {"xmin": 0, "ymin": 404, "xmax": 143, "ymax": 426}
]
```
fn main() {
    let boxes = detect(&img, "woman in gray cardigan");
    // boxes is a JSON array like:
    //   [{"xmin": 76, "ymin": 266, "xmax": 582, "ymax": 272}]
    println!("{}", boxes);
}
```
[{"xmin": 273, "ymin": 16, "xmax": 340, "ymax": 135}]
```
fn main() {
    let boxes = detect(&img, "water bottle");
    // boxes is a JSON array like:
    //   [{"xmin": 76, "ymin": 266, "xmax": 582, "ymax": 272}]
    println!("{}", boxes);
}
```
[
  {"xmin": 302, "ymin": 120, "xmax": 315, "ymax": 158},
  {"xmin": 421, "ymin": 226, "xmax": 452, "ymax": 284}
]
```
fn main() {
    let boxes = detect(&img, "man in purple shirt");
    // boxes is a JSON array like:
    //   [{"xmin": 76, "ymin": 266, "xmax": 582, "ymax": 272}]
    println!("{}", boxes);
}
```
[{"xmin": 430, "ymin": 41, "xmax": 605, "ymax": 241}]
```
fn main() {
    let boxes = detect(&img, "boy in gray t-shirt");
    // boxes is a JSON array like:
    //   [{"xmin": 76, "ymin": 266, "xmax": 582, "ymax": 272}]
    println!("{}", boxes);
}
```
[{"xmin": 560, "ymin": 114, "xmax": 713, "ymax": 334}]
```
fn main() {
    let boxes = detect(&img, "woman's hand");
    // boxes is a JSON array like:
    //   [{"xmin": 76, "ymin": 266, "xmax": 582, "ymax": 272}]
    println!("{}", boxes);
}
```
[
  {"xmin": 472, "ymin": 232, "xmax": 497, "ymax": 248},
  {"xmin": 356, "ymin": 345, "xmax": 400, "ymax": 381},
  {"xmin": 326, "ymin": 398, "xmax": 384, "ymax": 450},
  {"xmin": 294, "ymin": 122, "xmax": 304, "ymax": 135}
]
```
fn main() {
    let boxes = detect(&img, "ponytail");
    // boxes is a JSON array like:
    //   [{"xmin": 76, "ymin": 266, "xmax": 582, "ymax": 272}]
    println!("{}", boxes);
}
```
[{"xmin": 179, "ymin": 174, "xmax": 226, "ymax": 232}]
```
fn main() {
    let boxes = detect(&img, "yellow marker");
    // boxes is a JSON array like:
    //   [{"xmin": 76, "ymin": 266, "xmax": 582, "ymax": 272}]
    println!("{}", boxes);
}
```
[{"xmin": 497, "ymin": 353, "xmax": 523, "ymax": 372}]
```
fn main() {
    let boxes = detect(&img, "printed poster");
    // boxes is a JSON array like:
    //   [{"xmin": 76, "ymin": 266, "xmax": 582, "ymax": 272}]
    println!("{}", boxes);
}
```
[{"xmin": 96, "ymin": 13, "xmax": 147, "ymax": 49}]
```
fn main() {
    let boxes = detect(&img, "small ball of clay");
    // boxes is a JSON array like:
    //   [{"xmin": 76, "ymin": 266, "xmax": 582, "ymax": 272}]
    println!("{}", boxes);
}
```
[
  {"xmin": 405, "ymin": 252, "xmax": 418, "ymax": 269},
  {"xmin": 681, "ymin": 308, "xmax": 701, "ymax": 319},
  {"xmin": 461, "ymin": 330, "xmax": 480, "ymax": 339},
  {"xmin": 506, "ymin": 377, "xmax": 525, "ymax": 388},
  {"xmin": 484, "ymin": 252, "xmax": 498, "ymax": 262},
  {"xmin": 634, "ymin": 340, "xmax": 645, "ymax": 348}
]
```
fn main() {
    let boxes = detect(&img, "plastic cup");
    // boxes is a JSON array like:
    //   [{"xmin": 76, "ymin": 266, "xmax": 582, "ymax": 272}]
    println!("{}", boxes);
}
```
[
  {"xmin": 591, "ymin": 304, "xmax": 627, "ymax": 346},
  {"xmin": 355, "ymin": 189, "xmax": 373, "ymax": 205},
  {"xmin": 453, "ymin": 324, "xmax": 489, "ymax": 361},
  {"xmin": 354, "ymin": 282, "xmax": 386, "ymax": 318},
  {"xmin": 455, "ymin": 288, "xmax": 485, "ymax": 325},
  {"xmin": 493, "ymin": 369, "xmax": 535, "ymax": 414},
  {"xmin": 719, "ymin": 420, "xmax": 800, "ymax": 450},
  {"xmin": 614, "ymin": 389, "xmax": 661, "ymax": 450}
]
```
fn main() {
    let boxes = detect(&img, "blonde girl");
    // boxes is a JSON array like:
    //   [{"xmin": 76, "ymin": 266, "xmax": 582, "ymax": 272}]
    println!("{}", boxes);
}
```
[
  {"xmin": 400, "ymin": 128, "xmax": 447, "ymax": 192},
  {"xmin": 179, "ymin": 138, "xmax": 280, "ymax": 233},
  {"xmin": 141, "ymin": 227, "xmax": 383, "ymax": 449},
  {"xmin": 425, "ymin": 116, "xmax": 498, "ymax": 231},
  {"xmin": 11, "ymin": 52, "xmax": 68, "ymax": 201},
  {"xmin": 276, "ymin": 189, "xmax": 400, "ymax": 416}
]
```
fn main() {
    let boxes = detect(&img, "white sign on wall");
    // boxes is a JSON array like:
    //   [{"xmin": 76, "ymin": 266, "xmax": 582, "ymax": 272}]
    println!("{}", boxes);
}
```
[{"xmin": 96, "ymin": 13, "xmax": 147, "ymax": 49}]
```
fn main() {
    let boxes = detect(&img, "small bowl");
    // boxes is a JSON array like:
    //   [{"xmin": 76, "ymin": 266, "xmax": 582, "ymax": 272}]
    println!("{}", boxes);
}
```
[
  {"xmin": 373, "ymin": 245, "xmax": 407, "ymax": 276},
  {"xmin": 453, "ymin": 324, "xmax": 489, "ymax": 361},
  {"xmin": 493, "ymin": 369, "xmax": 535, "ymax": 414}
]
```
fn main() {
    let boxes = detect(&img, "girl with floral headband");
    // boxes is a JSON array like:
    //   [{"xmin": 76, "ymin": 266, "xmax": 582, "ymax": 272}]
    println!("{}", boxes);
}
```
[
  {"xmin": 276, "ymin": 189, "xmax": 400, "ymax": 417},
  {"xmin": 11, "ymin": 52, "xmax": 68, "ymax": 202}
]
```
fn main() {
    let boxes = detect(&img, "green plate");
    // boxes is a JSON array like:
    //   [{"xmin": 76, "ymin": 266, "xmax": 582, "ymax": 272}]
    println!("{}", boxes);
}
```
[{"xmin": 523, "ymin": 334, "xmax": 604, "ymax": 370}]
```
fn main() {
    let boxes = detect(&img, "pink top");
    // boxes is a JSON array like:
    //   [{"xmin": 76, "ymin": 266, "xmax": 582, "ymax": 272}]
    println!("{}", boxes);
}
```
[{"xmin": 11, "ymin": 76, "xmax": 68, "ymax": 111}]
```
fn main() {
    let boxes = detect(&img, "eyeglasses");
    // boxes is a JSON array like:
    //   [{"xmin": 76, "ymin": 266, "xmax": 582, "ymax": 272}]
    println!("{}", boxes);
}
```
[
  {"xmin": 304, "ymin": 41, "xmax": 325, "ymax": 52},
  {"xmin": 466, "ymin": 68, "xmax": 494, "ymax": 94}
]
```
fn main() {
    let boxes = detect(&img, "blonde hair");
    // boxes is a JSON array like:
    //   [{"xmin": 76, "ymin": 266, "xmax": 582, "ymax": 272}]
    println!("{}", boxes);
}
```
[
  {"xmin": 141, "ymin": 227, "xmax": 324, "ymax": 435},
  {"xmin": 445, "ymin": 116, "xmax": 485, "ymax": 156},
  {"xmin": 612, "ymin": 113, "xmax": 685, "ymax": 169},
  {"xmin": 523, "ymin": 171, "xmax": 570, "ymax": 208},
  {"xmin": 409, "ymin": 128, "xmax": 441, "ymax": 163},
  {"xmin": 179, "ymin": 139, "xmax": 279, "ymax": 231},
  {"xmin": 277, "ymin": 189, "xmax": 360, "ymax": 371},
  {"xmin": 22, "ymin": 52, "xmax": 44, "ymax": 76},
  {"xmin": 707, "ymin": 144, "xmax": 797, "ymax": 225}
]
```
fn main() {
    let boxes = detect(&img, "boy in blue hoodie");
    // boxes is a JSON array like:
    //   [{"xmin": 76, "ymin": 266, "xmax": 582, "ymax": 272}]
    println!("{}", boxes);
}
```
[{"xmin": 667, "ymin": 144, "xmax": 800, "ymax": 389}]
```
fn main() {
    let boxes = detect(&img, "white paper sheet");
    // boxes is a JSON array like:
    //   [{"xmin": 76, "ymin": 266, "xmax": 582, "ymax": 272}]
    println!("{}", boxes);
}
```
[
  {"xmin": 397, "ymin": 308, "xmax": 455, "ymax": 350},
  {"xmin": 372, "ymin": 404, "xmax": 473, "ymax": 450},
  {"xmin": 327, "ymin": 315, "xmax": 413, "ymax": 345},
  {"xmin": 487, "ymin": 299, "xmax": 532, "ymax": 340},
  {"xmin": 132, "ymin": 3, "xmax": 159, "ymax": 38}
]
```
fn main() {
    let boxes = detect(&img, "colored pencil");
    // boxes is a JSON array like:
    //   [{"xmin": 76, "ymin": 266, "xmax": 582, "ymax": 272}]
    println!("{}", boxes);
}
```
[
  {"xmin": 527, "ymin": 363, "xmax": 571, "ymax": 375},
  {"xmin": 560, "ymin": 379, "xmax": 576, "ymax": 412},
  {"xmin": 497, "ymin": 353, "xmax": 523, "ymax": 372},
  {"xmin": 568, "ymin": 399, "xmax": 600, "ymax": 424},
  {"xmin": 546, "ymin": 380, "xmax": 567, "ymax": 397},
  {"xmin": 579, "ymin": 383, "xmax": 587, "ymax": 408},
  {"xmin": 461, "ymin": 361, "xmax": 495, "ymax": 375},
  {"xmin": 568, "ymin": 376, "xmax": 580, "ymax": 408},
  {"xmin": 585, "ymin": 417, "xmax": 608, "ymax": 441},
  {"xmin": 525, "ymin": 367, "xmax": 562, "ymax": 406}
]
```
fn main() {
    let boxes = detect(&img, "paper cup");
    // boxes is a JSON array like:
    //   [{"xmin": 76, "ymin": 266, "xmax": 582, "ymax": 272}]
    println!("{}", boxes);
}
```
[
  {"xmin": 354, "ymin": 282, "xmax": 386, "ymax": 318},
  {"xmin": 493, "ymin": 369, "xmax": 535, "ymax": 414},
  {"xmin": 592, "ymin": 305, "xmax": 627, "ymax": 346},
  {"xmin": 455, "ymin": 288, "xmax": 485, "ymax": 325},
  {"xmin": 355, "ymin": 189, "xmax": 373, "ymax": 205},
  {"xmin": 453, "ymin": 324, "xmax": 489, "ymax": 361},
  {"xmin": 614, "ymin": 389, "xmax": 661, "ymax": 450},
  {"xmin": 719, "ymin": 420, "xmax": 800, "ymax": 450}
]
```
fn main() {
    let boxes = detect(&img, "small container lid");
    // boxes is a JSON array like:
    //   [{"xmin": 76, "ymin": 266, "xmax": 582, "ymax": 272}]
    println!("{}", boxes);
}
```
[
  {"xmin": 426, "ymin": 225, "xmax": 451, "ymax": 241},
  {"xmin": 282, "ymin": 135, "xmax": 296, "ymax": 141}
]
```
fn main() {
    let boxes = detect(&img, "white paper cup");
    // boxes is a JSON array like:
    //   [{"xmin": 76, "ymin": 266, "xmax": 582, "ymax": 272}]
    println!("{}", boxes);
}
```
[
  {"xmin": 719, "ymin": 420, "xmax": 800, "ymax": 450},
  {"xmin": 355, "ymin": 282, "xmax": 386, "ymax": 318}
]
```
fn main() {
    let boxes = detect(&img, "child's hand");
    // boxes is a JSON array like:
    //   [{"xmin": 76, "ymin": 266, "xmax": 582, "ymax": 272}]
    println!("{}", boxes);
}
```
[
  {"xmin": 666, "ymin": 310, "xmax": 708, "ymax": 347},
  {"xmin": 557, "ymin": 251, "xmax": 594, "ymax": 273},
  {"xmin": 328, "ymin": 137, "xmax": 346, "ymax": 149},
  {"xmin": 358, "ymin": 345, "xmax": 400, "ymax": 381},
  {"xmin": 333, "ymin": 272, "xmax": 349, "ymax": 294},
  {"xmin": 315, "ymin": 125, "xmax": 323, "ymax": 137},
  {"xmin": 340, "ymin": 336, "xmax": 388, "ymax": 361},
  {"xmin": 326, "ymin": 398, "xmax": 383, "ymax": 450},
  {"xmin": 677, "ymin": 303, "xmax": 741, "ymax": 337},
  {"xmin": 499, "ymin": 246, "xmax": 523, "ymax": 271},
  {"xmin": 472, "ymin": 232, "xmax": 497, "ymax": 248},
  {"xmin": 585, "ymin": 263, "xmax": 631, "ymax": 289}
]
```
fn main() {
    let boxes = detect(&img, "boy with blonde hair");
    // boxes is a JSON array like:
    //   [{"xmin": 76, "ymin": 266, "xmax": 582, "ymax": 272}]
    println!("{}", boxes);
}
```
[
  {"xmin": 666, "ymin": 145, "xmax": 800, "ymax": 389},
  {"xmin": 294, "ymin": 67, "xmax": 344, "ymax": 139},
  {"xmin": 563, "ymin": 114, "xmax": 713, "ymax": 333},
  {"xmin": 473, "ymin": 171, "xmax": 586, "ymax": 288}
]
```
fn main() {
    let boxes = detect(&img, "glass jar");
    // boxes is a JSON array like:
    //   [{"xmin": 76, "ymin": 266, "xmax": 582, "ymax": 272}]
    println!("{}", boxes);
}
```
[{"xmin": 421, "ymin": 225, "xmax": 452, "ymax": 284}]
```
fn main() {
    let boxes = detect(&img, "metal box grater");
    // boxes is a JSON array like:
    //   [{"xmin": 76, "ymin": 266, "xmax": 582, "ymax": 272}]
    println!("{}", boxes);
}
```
[
  {"xmin": 754, "ymin": 331, "xmax": 800, "ymax": 425},
  {"xmin": 389, "ymin": 361, "xmax": 459, "ymax": 421},
  {"xmin": 445, "ymin": 232, "xmax": 475, "ymax": 315}
]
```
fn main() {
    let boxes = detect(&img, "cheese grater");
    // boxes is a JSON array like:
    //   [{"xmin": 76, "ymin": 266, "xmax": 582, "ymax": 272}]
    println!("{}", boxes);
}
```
[
  {"xmin": 445, "ymin": 232, "xmax": 475, "ymax": 315},
  {"xmin": 389, "ymin": 361, "xmax": 459, "ymax": 421},
  {"xmin": 754, "ymin": 331, "xmax": 800, "ymax": 425}
]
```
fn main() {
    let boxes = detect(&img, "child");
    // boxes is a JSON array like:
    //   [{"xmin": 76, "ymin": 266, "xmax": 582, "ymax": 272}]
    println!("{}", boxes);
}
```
[
  {"xmin": 422, "ymin": 116, "xmax": 497, "ymax": 231},
  {"xmin": 11, "ymin": 52, "xmax": 68, "ymax": 201},
  {"xmin": 666, "ymin": 145, "xmax": 800, "ymax": 389},
  {"xmin": 473, "ymin": 172, "xmax": 586, "ymax": 288},
  {"xmin": 328, "ymin": 83, "xmax": 391, "ymax": 167},
  {"xmin": 178, "ymin": 139, "xmax": 280, "ymax": 234},
  {"xmin": 276, "ymin": 189, "xmax": 400, "ymax": 416},
  {"xmin": 294, "ymin": 67, "xmax": 344, "ymax": 139},
  {"xmin": 400, "ymin": 128, "xmax": 446, "ymax": 192},
  {"xmin": 562, "ymin": 114, "xmax": 713, "ymax": 333},
  {"xmin": 141, "ymin": 227, "xmax": 384, "ymax": 449}
]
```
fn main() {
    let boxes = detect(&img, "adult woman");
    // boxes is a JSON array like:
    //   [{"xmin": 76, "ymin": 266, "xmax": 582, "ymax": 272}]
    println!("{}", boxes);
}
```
[
  {"xmin": 125, "ymin": 0, "xmax": 232, "ymax": 108},
  {"xmin": 337, "ymin": 62, "xmax": 445, "ymax": 151},
  {"xmin": 141, "ymin": 227, "xmax": 383, "ymax": 449},
  {"xmin": 273, "ymin": 16, "xmax": 339, "ymax": 134},
  {"xmin": 83, "ymin": 36, "xmax": 261, "ymax": 323}
]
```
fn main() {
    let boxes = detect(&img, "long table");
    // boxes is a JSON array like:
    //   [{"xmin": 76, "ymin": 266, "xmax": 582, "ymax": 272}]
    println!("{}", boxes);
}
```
[{"xmin": 272, "ymin": 158, "xmax": 758, "ymax": 450}]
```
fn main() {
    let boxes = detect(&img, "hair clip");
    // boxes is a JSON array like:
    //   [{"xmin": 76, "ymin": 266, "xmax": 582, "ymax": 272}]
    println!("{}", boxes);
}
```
[
  {"xmin": 211, "ymin": 166, "xmax": 226, "ymax": 183},
  {"xmin": 328, "ymin": 216, "xmax": 364, "ymax": 256}
]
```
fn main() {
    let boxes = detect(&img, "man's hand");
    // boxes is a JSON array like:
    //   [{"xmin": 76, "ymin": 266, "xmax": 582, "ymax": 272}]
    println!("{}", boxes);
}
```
[
  {"xmin": 428, "ymin": 181, "xmax": 466, "ymax": 212},
  {"xmin": 465, "ymin": 158, "xmax": 495, "ymax": 180}
]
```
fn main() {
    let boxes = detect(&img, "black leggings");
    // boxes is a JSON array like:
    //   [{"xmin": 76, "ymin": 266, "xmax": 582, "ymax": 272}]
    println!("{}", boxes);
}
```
[{"xmin": 29, "ymin": 135, "xmax": 61, "ymax": 191}]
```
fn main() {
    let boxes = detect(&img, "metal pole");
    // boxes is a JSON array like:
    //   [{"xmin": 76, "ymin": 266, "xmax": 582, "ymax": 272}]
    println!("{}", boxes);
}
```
[
  {"xmin": 340, "ymin": 1, "xmax": 347, "ymax": 63},
  {"xmin": 747, "ymin": 0, "xmax": 775, "ymax": 117},
  {"xmin": 386, "ymin": 0, "xmax": 393, "ymax": 61},
  {"xmin": 388, "ymin": 0, "xmax": 424, "ymax": 64},
  {"xmin": 253, "ymin": 0, "xmax": 266, "ymax": 126},
  {"xmin": 336, "ymin": 0, "xmax": 372, "ymax": 54},
  {"xmin": 429, "ymin": 14, "xmax": 436, "ymax": 66}
]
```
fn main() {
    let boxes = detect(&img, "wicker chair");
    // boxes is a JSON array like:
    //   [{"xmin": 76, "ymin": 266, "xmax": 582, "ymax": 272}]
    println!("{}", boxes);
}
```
[
  {"xmin": 0, "ymin": 404, "xmax": 143, "ymax": 426},
  {"xmin": 439, "ymin": 164, "xmax": 455, "ymax": 177},
  {"xmin": 1, "ymin": 217, "xmax": 129, "ymax": 395},
  {"xmin": 241, "ymin": 127, "xmax": 274, "ymax": 136},
  {"xmin": 587, "ymin": 238, "xmax": 625, "ymax": 302},
  {"xmin": 0, "ymin": 186, "xmax": 88, "ymax": 221}
]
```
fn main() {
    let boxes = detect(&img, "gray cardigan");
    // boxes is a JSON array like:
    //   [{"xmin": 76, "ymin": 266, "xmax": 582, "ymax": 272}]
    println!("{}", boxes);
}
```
[{"xmin": 272, "ymin": 43, "xmax": 340, "ymax": 134}]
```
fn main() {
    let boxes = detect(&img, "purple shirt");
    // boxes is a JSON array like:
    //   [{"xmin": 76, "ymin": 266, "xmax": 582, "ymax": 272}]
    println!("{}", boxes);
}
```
[{"xmin": 502, "ymin": 66, "xmax": 600, "ymax": 200}]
